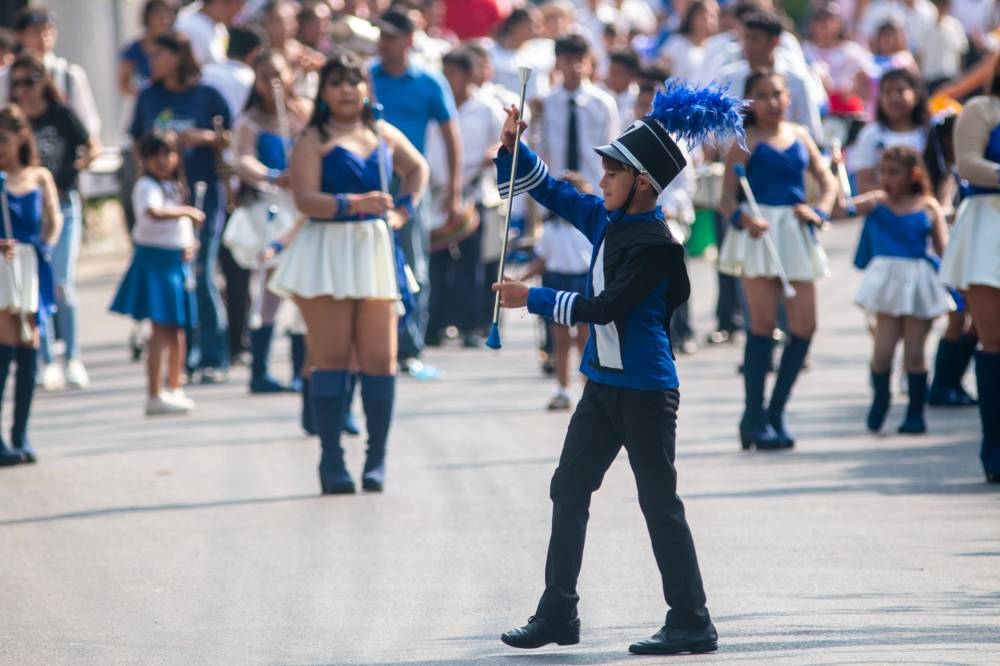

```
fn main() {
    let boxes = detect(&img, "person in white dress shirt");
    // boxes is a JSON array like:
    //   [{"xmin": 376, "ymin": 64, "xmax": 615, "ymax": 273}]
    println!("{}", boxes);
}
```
[
  {"xmin": 200, "ymin": 27, "xmax": 263, "ymax": 120},
  {"xmin": 716, "ymin": 10, "xmax": 826, "ymax": 142},
  {"xmin": 489, "ymin": 8, "xmax": 550, "ymax": 103},
  {"xmin": 538, "ymin": 34, "xmax": 619, "ymax": 194},
  {"xmin": 657, "ymin": 0, "xmax": 720, "ymax": 85},
  {"xmin": 918, "ymin": 0, "xmax": 969, "ymax": 92},
  {"xmin": 602, "ymin": 49, "xmax": 640, "ymax": 126},
  {"xmin": 424, "ymin": 47, "xmax": 505, "ymax": 347},
  {"xmin": 176, "ymin": 0, "xmax": 247, "ymax": 66}
]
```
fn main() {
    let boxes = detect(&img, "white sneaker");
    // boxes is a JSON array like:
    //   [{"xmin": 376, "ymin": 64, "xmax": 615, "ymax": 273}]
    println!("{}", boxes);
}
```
[
  {"xmin": 145, "ymin": 393, "xmax": 193, "ymax": 416},
  {"xmin": 165, "ymin": 389, "xmax": 195, "ymax": 410},
  {"xmin": 40, "ymin": 363, "xmax": 66, "ymax": 391},
  {"xmin": 65, "ymin": 359, "xmax": 90, "ymax": 389}
]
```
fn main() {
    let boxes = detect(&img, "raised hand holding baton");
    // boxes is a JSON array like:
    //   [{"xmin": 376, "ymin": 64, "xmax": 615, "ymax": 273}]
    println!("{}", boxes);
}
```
[
  {"xmin": 186, "ymin": 181, "xmax": 207, "ymax": 293},
  {"xmin": 485, "ymin": 66, "xmax": 533, "ymax": 350},
  {"xmin": 248, "ymin": 205, "xmax": 278, "ymax": 331},
  {"xmin": 368, "ymin": 102, "xmax": 406, "ymax": 317},
  {"xmin": 0, "ymin": 172, "xmax": 34, "ymax": 343},
  {"xmin": 733, "ymin": 163, "xmax": 796, "ymax": 299},
  {"xmin": 830, "ymin": 137, "xmax": 855, "ymax": 218},
  {"xmin": 271, "ymin": 78, "xmax": 292, "ymax": 167}
]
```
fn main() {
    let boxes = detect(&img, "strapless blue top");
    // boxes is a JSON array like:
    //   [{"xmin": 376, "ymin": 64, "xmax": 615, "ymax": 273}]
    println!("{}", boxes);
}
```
[
  {"xmin": 961, "ymin": 123, "xmax": 1000, "ymax": 197},
  {"xmin": 257, "ymin": 131, "xmax": 289, "ymax": 172},
  {"xmin": 4, "ymin": 188, "xmax": 54, "ymax": 319},
  {"xmin": 317, "ymin": 144, "xmax": 392, "ymax": 222},
  {"xmin": 854, "ymin": 204, "xmax": 939, "ymax": 270},
  {"xmin": 746, "ymin": 140, "xmax": 809, "ymax": 206}
]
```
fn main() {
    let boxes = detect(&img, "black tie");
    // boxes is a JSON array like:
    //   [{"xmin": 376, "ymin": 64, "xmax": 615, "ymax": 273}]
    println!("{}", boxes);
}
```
[{"xmin": 566, "ymin": 96, "xmax": 580, "ymax": 172}]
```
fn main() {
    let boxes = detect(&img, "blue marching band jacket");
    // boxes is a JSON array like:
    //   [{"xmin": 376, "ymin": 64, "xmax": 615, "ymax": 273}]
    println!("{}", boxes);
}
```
[{"xmin": 496, "ymin": 143, "xmax": 690, "ymax": 391}]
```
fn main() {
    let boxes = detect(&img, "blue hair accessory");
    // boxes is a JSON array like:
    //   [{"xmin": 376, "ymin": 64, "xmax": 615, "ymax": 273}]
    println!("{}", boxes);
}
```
[
  {"xmin": 318, "ymin": 100, "xmax": 329, "ymax": 115},
  {"xmin": 649, "ymin": 79, "xmax": 749, "ymax": 148}
]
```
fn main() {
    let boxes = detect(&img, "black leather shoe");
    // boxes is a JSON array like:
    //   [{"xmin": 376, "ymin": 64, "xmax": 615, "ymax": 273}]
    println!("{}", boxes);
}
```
[
  {"xmin": 501, "ymin": 616, "xmax": 580, "ymax": 649},
  {"xmin": 628, "ymin": 623, "xmax": 718, "ymax": 655}
]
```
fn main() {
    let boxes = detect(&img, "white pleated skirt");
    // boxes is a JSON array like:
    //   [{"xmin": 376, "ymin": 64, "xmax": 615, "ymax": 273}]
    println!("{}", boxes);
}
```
[
  {"xmin": 268, "ymin": 219, "xmax": 398, "ymax": 301},
  {"xmin": 855, "ymin": 256, "xmax": 953, "ymax": 318},
  {"xmin": 222, "ymin": 189, "xmax": 299, "ymax": 270},
  {"xmin": 939, "ymin": 194, "xmax": 1000, "ymax": 290},
  {"xmin": 718, "ymin": 204, "xmax": 830, "ymax": 282},
  {"xmin": 0, "ymin": 247, "xmax": 39, "ymax": 313}
]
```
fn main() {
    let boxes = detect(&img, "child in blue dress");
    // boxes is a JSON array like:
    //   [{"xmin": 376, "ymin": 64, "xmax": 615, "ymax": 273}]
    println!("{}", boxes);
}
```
[
  {"xmin": 851, "ymin": 146, "xmax": 951, "ymax": 434},
  {"xmin": 0, "ymin": 105, "xmax": 62, "ymax": 466},
  {"xmin": 718, "ymin": 68, "xmax": 838, "ymax": 450},
  {"xmin": 111, "ymin": 134, "xmax": 203, "ymax": 416}
]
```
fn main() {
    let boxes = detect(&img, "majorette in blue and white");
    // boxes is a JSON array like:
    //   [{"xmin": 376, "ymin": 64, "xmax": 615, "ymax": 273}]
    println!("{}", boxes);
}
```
[
  {"xmin": 853, "ymin": 204, "xmax": 953, "ymax": 318},
  {"xmin": 718, "ymin": 138, "xmax": 830, "ymax": 281},
  {"xmin": 940, "ymin": 97, "xmax": 1000, "ymax": 290}
]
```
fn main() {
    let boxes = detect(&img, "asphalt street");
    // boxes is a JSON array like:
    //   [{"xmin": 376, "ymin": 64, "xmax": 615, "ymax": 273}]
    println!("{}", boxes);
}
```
[{"xmin": 0, "ymin": 217, "xmax": 997, "ymax": 665}]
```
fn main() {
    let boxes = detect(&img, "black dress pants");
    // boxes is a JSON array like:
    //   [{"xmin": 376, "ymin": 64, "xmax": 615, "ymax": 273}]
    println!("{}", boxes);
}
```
[{"xmin": 535, "ymin": 381, "xmax": 711, "ymax": 630}]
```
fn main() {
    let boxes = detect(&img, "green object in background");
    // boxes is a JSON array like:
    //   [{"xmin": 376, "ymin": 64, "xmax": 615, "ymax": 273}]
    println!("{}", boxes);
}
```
[{"xmin": 687, "ymin": 209, "xmax": 717, "ymax": 257}]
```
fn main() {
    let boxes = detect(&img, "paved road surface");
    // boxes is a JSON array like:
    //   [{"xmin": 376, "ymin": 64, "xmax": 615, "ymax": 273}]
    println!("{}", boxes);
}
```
[{"xmin": 1, "ymin": 218, "xmax": 996, "ymax": 665}]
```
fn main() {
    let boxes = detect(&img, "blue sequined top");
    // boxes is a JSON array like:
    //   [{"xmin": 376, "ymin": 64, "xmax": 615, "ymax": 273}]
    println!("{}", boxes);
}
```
[
  {"xmin": 854, "ymin": 204, "xmax": 939, "ymax": 270},
  {"xmin": 257, "ymin": 131, "xmax": 289, "ymax": 172},
  {"xmin": 961, "ymin": 123, "xmax": 1000, "ymax": 197},
  {"xmin": 746, "ymin": 140, "xmax": 809, "ymax": 206},
  {"xmin": 4, "ymin": 188, "xmax": 55, "ymax": 316},
  {"xmin": 315, "ymin": 144, "xmax": 391, "ymax": 222}
]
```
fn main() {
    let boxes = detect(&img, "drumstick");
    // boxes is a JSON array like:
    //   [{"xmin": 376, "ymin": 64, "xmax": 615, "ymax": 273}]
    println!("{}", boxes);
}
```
[
  {"xmin": 271, "ymin": 79, "xmax": 292, "ymax": 166},
  {"xmin": 485, "ymin": 66, "xmax": 533, "ymax": 351},
  {"xmin": 733, "ymin": 164, "xmax": 797, "ymax": 299},
  {"xmin": 248, "ymin": 205, "xmax": 278, "ymax": 331},
  {"xmin": 0, "ymin": 173, "xmax": 34, "ymax": 343},
  {"xmin": 187, "ymin": 182, "xmax": 207, "ymax": 293},
  {"xmin": 831, "ymin": 137, "xmax": 855, "ymax": 218},
  {"xmin": 369, "ymin": 101, "xmax": 406, "ymax": 317},
  {"xmin": 213, "ymin": 115, "xmax": 235, "ymax": 212}
]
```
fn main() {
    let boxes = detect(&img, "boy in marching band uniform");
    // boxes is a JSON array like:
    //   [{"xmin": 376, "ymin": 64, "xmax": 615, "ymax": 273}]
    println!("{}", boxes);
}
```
[{"xmin": 492, "ymin": 81, "xmax": 746, "ymax": 655}]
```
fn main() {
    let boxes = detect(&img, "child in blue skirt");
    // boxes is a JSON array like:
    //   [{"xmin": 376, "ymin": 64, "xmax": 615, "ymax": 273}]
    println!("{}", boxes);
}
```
[{"xmin": 111, "ymin": 134, "xmax": 203, "ymax": 416}]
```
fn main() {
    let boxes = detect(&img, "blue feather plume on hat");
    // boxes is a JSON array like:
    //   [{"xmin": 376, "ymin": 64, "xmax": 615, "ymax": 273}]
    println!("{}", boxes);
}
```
[{"xmin": 649, "ymin": 79, "xmax": 748, "ymax": 148}]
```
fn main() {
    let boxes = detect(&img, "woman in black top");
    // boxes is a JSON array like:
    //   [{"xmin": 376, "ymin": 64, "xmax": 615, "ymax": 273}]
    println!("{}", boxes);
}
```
[{"xmin": 9, "ymin": 53, "xmax": 100, "ymax": 391}]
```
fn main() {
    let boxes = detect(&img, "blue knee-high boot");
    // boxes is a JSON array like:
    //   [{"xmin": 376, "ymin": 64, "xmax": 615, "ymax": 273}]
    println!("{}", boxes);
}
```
[
  {"xmin": 976, "ymin": 351, "xmax": 1000, "ymax": 482},
  {"xmin": 0, "ymin": 346, "xmax": 22, "ymax": 466},
  {"xmin": 312, "ymin": 369, "xmax": 354, "ymax": 494},
  {"xmin": 767, "ymin": 335, "xmax": 812, "ymax": 448},
  {"xmin": 740, "ymin": 334, "xmax": 783, "ymax": 450},
  {"xmin": 360, "ymin": 374, "xmax": 395, "ymax": 491},
  {"xmin": 289, "ymin": 333, "xmax": 306, "ymax": 392},
  {"xmin": 929, "ymin": 336, "xmax": 979, "ymax": 406},
  {"xmin": 343, "ymin": 372, "xmax": 360, "ymax": 436},
  {"xmin": 898, "ymin": 372, "xmax": 928, "ymax": 434},
  {"xmin": 300, "ymin": 377, "xmax": 315, "ymax": 435},
  {"xmin": 248, "ymin": 325, "xmax": 287, "ymax": 393},
  {"xmin": 11, "ymin": 346, "xmax": 38, "ymax": 463},
  {"xmin": 867, "ymin": 369, "xmax": 892, "ymax": 432}
]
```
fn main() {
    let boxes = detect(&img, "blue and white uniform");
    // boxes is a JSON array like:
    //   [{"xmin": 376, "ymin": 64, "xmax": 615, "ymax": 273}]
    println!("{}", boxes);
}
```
[
  {"xmin": 268, "ymin": 144, "xmax": 398, "ymax": 301},
  {"xmin": 0, "ymin": 188, "xmax": 54, "ymax": 319},
  {"xmin": 110, "ymin": 176, "xmax": 196, "ymax": 328},
  {"xmin": 498, "ymin": 143, "xmax": 690, "ymax": 390},
  {"xmin": 853, "ymin": 204, "xmax": 953, "ymax": 318},
  {"xmin": 941, "ymin": 98, "xmax": 1000, "ymax": 290},
  {"xmin": 718, "ymin": 140, "xmax": 830, "ymax": 282}
]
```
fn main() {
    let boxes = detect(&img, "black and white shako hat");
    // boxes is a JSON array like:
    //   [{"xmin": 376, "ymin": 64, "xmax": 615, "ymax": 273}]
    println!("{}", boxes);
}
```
[{"xmin": 593, "ymin": 79, "xmax": 748, "ymax": 193}]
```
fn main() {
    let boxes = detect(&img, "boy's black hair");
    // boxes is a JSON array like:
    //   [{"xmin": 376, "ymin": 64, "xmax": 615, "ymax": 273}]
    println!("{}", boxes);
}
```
[
  {"xmin": 742, "ymin": 11, "xmax": 784, "ymax": 38},
  {"xmin": 228, "ymin": 26, "xmax": 265, "ymax": 60},
  {"xmin": 442, "ymin": 47, "xmax": 475, "ymax": 73},
  {"xmin": 554, "ymin": 33, "xmax": 590, "ymax": 58},
  {"xmin": 608, "ymin": 48, "xmax": 641, "ymax": 73},
  {"xmin": 638, "ymin": 64, "xmax": 670, "ymax": 89}
]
